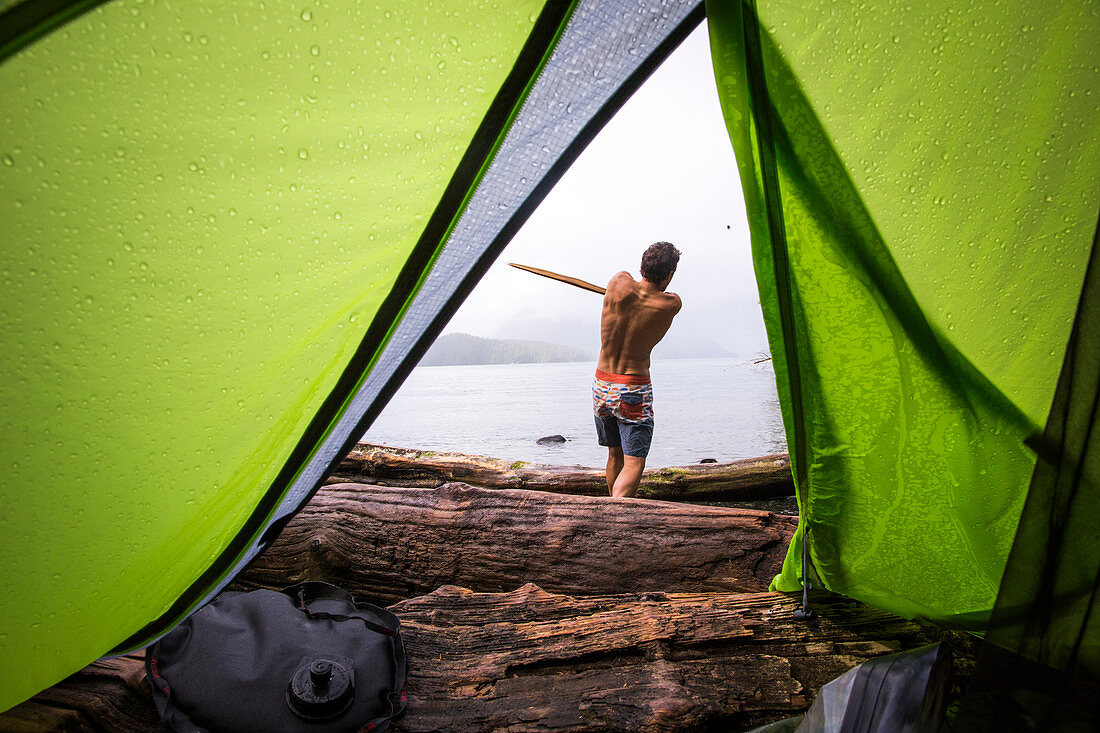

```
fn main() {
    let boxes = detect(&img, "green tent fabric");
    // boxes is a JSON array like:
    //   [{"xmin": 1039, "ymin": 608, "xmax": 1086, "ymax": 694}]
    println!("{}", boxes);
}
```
[
  {"xmin": 707, "ymin": 0, "xmax": 1099, "ymax": 628},
  {"xmin": 0, "ymin": 0, "xmax": 705, "ymax": 710},
  {"xmin": 0, "ymin": 0, "xmax": 548, "ymax": 707},
  {"xmin": 3, "ymin": 0, "xmax": 1098, "ymax": 720}
]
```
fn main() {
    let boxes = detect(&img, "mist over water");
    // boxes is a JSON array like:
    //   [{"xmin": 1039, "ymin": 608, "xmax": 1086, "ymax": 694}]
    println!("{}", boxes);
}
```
[{"xmin": 364, "ymin": 357, "xmax": 786, "ymax": 468}]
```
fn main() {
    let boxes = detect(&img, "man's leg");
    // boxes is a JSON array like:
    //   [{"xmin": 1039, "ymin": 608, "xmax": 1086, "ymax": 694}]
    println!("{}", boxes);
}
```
[
  {"xmin": 612, "ymin": 417, "xmax": 652, "ymax": 498},
  {"xmin": 605, "ymin": 446, "xmax": 624, "ymax": 495},
  {"xmin": 611, "ymin": 454, "xmax": 645, "ymax": 498}
]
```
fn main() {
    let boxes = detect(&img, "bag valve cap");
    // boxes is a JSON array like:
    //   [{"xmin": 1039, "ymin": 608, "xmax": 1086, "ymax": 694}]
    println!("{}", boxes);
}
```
[{"xmin": 287, "ymin": 657, "xmax": 355, "ymax": 720}]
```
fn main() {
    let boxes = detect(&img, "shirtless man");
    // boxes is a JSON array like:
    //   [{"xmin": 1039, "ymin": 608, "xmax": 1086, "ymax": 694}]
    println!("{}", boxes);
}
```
[{"xmin": 593, "ymin": 242, "xmax": 682, "ymax": 498}]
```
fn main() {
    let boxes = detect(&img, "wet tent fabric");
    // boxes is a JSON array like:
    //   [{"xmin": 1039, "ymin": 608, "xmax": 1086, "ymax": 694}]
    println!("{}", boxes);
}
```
[
  {"xmin": 954, "ymin": 220, "xmax": 1100, "ymax": 729},
  {"xmin": 0, "ymin": 0, "xmax": 704, "ymax": 710},
  {"xmin": 707, "ymin": 0, "xmax": 1099, "ymax": 628}
]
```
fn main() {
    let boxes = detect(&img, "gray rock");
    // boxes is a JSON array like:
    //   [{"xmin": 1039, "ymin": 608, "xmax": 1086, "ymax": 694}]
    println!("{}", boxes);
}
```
[
  {"xmin": 699, "ymin": 458, "xmax": 718, "ymax": 464},
  {"xmin": 537, "ymin": 434, "xmax": 567, "ymax": 445}
]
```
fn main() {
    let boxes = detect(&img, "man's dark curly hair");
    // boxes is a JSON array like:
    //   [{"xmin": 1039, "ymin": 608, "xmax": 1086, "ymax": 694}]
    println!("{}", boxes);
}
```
[{"xmin": 640, "ymin": 241, "xmax": 680, "ymax": 284}]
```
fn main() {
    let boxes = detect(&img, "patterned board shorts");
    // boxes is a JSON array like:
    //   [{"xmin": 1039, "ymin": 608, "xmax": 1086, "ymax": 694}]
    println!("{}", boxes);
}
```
[{"xmin": 592, "ymin": 369, "xmax": 654, "ymax": 458}]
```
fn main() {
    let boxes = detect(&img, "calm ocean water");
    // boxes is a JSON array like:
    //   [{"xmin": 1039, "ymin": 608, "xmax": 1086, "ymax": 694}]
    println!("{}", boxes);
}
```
[{"xmin": 363, "ymin": 357, "xmax": 787, "ymax": 468}]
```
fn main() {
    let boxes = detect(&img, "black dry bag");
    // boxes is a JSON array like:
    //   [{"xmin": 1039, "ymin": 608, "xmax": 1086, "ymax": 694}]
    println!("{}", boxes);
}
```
[{"xmin": 146, "ymin": 582, "xmax": 408, "ymax": 732}]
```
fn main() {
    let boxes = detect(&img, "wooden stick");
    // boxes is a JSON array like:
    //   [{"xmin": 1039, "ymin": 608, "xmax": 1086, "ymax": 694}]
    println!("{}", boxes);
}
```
[{"xmin": 508, "ymin": 263, "xmax": 606, "ymax": 294}]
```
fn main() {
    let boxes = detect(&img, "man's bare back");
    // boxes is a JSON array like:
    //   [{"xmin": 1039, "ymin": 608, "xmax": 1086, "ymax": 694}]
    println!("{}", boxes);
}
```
[
  {"xmin": 592, "ymin": 242, "xmax": 682, "ymax": 498},
  {"xmin": 597, "ymin": 271, "xmax": 681, "ymax": 377}
]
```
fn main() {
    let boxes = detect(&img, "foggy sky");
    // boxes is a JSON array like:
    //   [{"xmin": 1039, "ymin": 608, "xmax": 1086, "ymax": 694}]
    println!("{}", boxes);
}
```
[{"xmin": 442, "ymin": 22, "xmax": 769, "ymax": 359}]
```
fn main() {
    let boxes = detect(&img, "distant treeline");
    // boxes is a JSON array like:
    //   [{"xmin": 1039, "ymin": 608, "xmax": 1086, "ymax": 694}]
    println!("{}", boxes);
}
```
[{"xmin": 420, "ymin": 333, "xmax": 593, "ymax": 367}]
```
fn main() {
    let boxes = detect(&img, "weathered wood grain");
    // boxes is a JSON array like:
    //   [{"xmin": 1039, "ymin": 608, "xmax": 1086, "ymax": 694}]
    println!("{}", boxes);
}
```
[
  {"xmin": 392, "ymin": 585, "xmax": 946, "ymax": 732},
  {"xmin": 0, "ymin": 588, "xmax": 951, "ymax": 732},
  {"xmin": 231, "ymin": 482, "xmax": 798, "ymax": 605}
]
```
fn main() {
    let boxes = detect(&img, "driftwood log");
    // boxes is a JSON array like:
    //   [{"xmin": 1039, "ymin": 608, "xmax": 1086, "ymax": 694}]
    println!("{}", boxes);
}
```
[
  {"xmin": 1, "ymin": 483, "xmax": 975, "ymax": 731},
  {"xmin": 0, "ymin": 587, "xmax": 963, "ymax": 732},
  {"xmin": 392, "ymin": 585, "xmax": 958, "ymax": 732},
  {"xmin": 329, "ymin": 443, "xmax": 794, "ymax": 502},
  {"xmin": 230, "ymin": 482, "xmax": 798, "ymax": 605}
]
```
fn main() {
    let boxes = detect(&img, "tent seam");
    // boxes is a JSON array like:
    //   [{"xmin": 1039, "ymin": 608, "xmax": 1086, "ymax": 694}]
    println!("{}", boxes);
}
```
[{"xmin": 0, "ymin": 0, "xmax": 107, "ymax": 64}]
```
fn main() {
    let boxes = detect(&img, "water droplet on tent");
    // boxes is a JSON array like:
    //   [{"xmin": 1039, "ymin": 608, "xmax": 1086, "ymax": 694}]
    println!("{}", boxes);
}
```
[
  {"xmin": 310, "ymin": 45, "xmax": 320, "ymax": 56},
  {"xmin": 333, "ymin": 211, "xmax": 342, "ymax": 220},
  {"xmin": 1, "ymin": 154, "xmax": 13, "ymax": 166},
  {"xmin": 298, "ymin": 148, "xmax": 309, "ymax": 159},
  {"xmin": 300, "ymin": 9, "xmax": 312, "ymax": 21}
]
